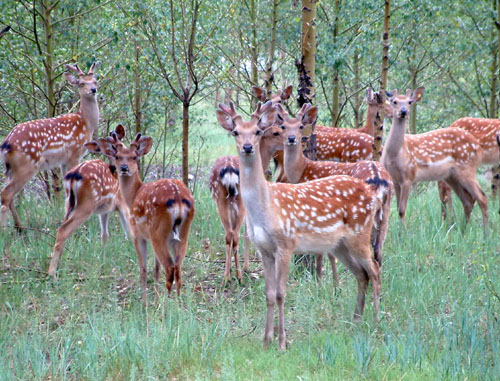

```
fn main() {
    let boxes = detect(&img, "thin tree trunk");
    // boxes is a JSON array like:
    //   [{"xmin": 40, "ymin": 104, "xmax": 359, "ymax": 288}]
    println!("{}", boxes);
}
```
[
  {"xmin": 182, "ymin": 102, "xmax": 189, "ymax": 186},
  {"xmin": 250, "ymin": 0, "xmax": 259, "ymax": 108},
  {"xmin": 490, "ymin": 0, "xmax": 498, "ymax": 119},
  {"xmin": 134, "ymin": 37, "xmax": 142, "ymax": 136},
  {"xmin": 265, "ymin": 0, "xmax": 279, "ymax": 97},
  {"xmin": 353, "ymin": 48, "xmax": 362, "ymax": 129},
  {"xmin": 374, "ymin": 0, "xmax": 391, "ymax": 161},
  {"xmin": 330, "ymin": 0, "xmax": 341, "ymax": 126},
  {"xmin": 297, "ymin": 0, "xmax": 317, "ymax": 106},
  {"xmin": 409, "ymin": 68, "xmax": 418, "ymax": 134}
]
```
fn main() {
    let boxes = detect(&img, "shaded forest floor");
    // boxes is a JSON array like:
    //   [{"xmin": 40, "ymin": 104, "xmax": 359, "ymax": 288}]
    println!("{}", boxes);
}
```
[{"xmin": 0, "ymin": 172, "xmax": 499, "ymax": 380}]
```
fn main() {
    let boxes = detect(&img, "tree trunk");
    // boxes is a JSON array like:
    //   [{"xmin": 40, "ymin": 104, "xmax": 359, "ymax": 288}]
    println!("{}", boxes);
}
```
[
  {"xmin": 297, "ymin": 0, "xmax": 317, "ymax": 106},
  {"xmin": 330, "ymin": 0, "xmax": 341, "ymax": 126},
  {"xmin": 265, "ymin": 0, "xmax": 279, "ymax": 97},
  {"xmin": 182, "ymin": 102, "xmax": 189, "ymax": 186},
  {"xmin": 134, "ymin": 38, "xmax": 143, "ymax": 136},
  {"xmin": 373, "ymin": 0, "xmax": 391, "ymax": 161},
  {"xmin": 353, "ymin": 48, "xmax": 362, "ymax": 129},
  {"xmin": 409, "ymin": 67, "xmax": 418, "ymax": 134},
  {"xmin": 490, "ymin": 0, "xmax": 498, "ymax": 118},
  {"xmin": 250, "ymin": 0, "xmax": 259, "ymax": 109}
]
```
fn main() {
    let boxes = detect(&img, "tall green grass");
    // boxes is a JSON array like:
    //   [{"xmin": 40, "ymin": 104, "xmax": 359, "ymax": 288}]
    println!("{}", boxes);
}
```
[{"xmin": 0, "ymin": 178, "xmax": 499, "ymax": 379}]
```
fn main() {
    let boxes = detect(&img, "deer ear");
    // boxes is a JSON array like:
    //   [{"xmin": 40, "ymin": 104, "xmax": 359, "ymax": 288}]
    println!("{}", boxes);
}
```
[
  {"xmin": 97, "ymin": 138, "xmax": 117, "ymax": 157},
  {"xmin": 64, "ymin": 72, "xmax": 80, "ymax": 86},
  {"xmin": 134, "ymin": 137, "xmax": 153, "ymax": 157},
  {"xmin": 365, "ymin": 88, "xmax": 374, "ymax": 103},
  {"xmin": 216, "ymin": 109, "xmax": 234, "ymax": 132},
  {"xmin": 302, "ymin": 106, "xmax": 318, "ymax": 126},
  {"xmin": 257, "ymin": 105, "xmax": 277, "ymax": 130},
  {"xmin": 114, "ymin": 124, "xmax": 126, "ymax": 141},
  {"xmin": 84, "ymin": 141, "xmax": 101, "ymax": 154},
  {"xmin": 411, "ymin": 87, "xmax": 425, "ymax": 103},
  {"xmin": 252, "ymin": 86, "xmax": 267, "ymax": 102},
  {"xmin": 281, "ymin": 85, "xmax": 293, "ymax": 101}
]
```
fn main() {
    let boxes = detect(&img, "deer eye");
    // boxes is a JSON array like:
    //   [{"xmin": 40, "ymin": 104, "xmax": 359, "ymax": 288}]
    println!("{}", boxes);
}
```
[
  {"xmin": 232, "ymin": 130, "xmax": 239, "ymax": 136},
  {"xmin": 280, "ymin": 125, "xmax": 285, "ymax": 130},
  {"xmin": 393, "ymin": 100, "xmax": 397, "ymax": 105},
  {"xmin": 299, "ymin": 125, "xmax": 304, "ymax": 130},
  {"xmin": 409, "ymin": 101, "xmax": 413, "ymax": 105},
  {"xmin": 255, "ymin": 130, "xmax": 262, "ymax": 136}
]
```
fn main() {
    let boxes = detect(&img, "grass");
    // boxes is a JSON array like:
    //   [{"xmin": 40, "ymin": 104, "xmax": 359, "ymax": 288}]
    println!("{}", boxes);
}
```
[{"xmin": 0, "ymin": 172, "xmax": 499, "ymax": 380}]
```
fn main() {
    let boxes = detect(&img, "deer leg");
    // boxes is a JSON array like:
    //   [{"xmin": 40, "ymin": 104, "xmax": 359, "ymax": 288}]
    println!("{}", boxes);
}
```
[
  {"xmin": 276, "ymin": 249, "xmax": 292, "ymax": 351},
  {"xmin": 458, "ymin": 176, "xmax": 489, "ymax": 237},
  {"xmin": 327, "ymin": 253, "xmax": 339, "ymax": 287},
  {"xmin": 99, "ymin": 213, "xmax": 110, "ymax": 245},
  {"xmin": 151, "ymin": 234, "xmax": 174, "ymax": 294},
  {"xmin": 445, "ymin": 178, "xmax": 474, "ymax": 222},
  {"xmin": 438, "ymin": 180, "xmax": 453, "ymax": 220},
  {"xmin": 315, "ymin": 254, "xmax": 323, "ymax": 281},
  {"xmin": 173, "ymin": 238, "xmax": 189, "ymax": 296},
  {"xmin": 1, "ymin": 173, "xmax": 33, "ymax": 230},
  {"xmin": 491, "ymin": 165, "xmax": 499, "ymax": 200},
  {"xmin": 117, "ymin": 207, "xmax": 130, "ymax": 240},
  {"xmin": 133, "ymin": 237, "xmax": 149, "ymax": 303},
  {"xmin": 243, "ymin": 222, "xmax": 250, "ymax": 272},
  {"xmin": 224, "ymin": 231, "xmax": 234, "ymax": 282},
  {"xmin": 153, "ymin": 258, "xmax": 161, "ymax": 283},
  {"xmin": 49, "ymin": 206, "xmax": 94, "ymax": 279},
  {"xmin": 232, "ymin": 229, "xmax": 243, "ymax": 281},
  {"xmin": 397, "ymin": 181, "xmax": 412, "ymax": 221},
  {"xmin": 261, "ymin": 250, "xmax": 277, "ymax": 348}
]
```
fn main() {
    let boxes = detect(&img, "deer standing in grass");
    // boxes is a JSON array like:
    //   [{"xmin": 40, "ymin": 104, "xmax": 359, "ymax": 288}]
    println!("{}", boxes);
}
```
[
  {"xmin": 438, "ymin": 117, "xmax": 500, "ymax": 215},
  {"xmin": 0, "ymin": 63, "xmax": 99, "ymax": 230},
  {"xmin": 275, "ymin": 103, "xmax": 393, "ymax": 270},
  {"xmin": 97, "ymin": 131, "xmax": 195, "ymax": 301},
  {"xmin": 48, "ymin": 125, "xmax": 130, "ymax": 279},
  {"xmin": 381, "ymin": 88, "xmax": 488, "ymax": 236},
  {"xmin": 216, "ymin": 101, "xmax": 381, "ymax": 350},
  {"xmin": 209, "ymin": 128, "xmax": 290, "ymax": 282}
]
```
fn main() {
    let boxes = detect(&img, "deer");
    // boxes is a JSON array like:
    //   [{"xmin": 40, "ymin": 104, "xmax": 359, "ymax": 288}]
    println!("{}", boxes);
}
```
[
  {"xmin": 274, "ymin": 103, "xmax": 394, "ymax": 271},
  {"xmin": 381, "ymin": 88, "xmax": 488, "ymax": 236},
  {"xmin": 438, "ymin": 117, "xmax": 500, "ymax": 214},
  {"xmin": 48, "ymin": 125, "xmax": 130, "ymax": 280},
  {"xmin": 0, "ymin": 63, "xmax": 99, "ymax": 231},
  {"xmin": 216, "ymin": 101, "xmax": 381, "ymax": 350},
  {"xmin": 209, "ymin": 128, "xmax": 289, "ymax": 282},
  {"xmin": 95, "ymin": 130, "xmax": 195, "ymax": 302}
]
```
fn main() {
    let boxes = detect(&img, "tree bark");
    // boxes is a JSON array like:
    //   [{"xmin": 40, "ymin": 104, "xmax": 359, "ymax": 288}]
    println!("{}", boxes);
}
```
[
  {"xmin": 182, "ymin": 102, "xmax": 189, "ymax": 186},
  {"xmin": 265, "ymin": 0, "xmax": 279, "ymax": 97},
  {"xmin": 250, "ymin": 0, "xmax": 259, "ymax": 109},
  {"xmin": 134, "ymin": 37, "xmax": 143, "ymax": 136},
  {"xmin": 330, "ymin": 0, "xmax": 341, "ymax": 126},
  {"xmin": 297, "ymin": 0, "xmax": 317, "ymax": 106},
  {"xmin": 373, "ymin": 0, "xmax": 391, "ymax": 161},
  {"xmin": 353, "ymin": 48, "xmax": 362, "ymax": 129}
]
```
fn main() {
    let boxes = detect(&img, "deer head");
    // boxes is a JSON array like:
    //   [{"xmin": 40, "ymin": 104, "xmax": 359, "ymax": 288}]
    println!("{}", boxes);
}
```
[
  {"xmin": 386, "ymin": 87, "xmax": 425, "ymax": 119},
  {"xmin": 365, "ymin": 88, "xmax": 393, "ymax": 118},
  {"xmin": 275, "ymin": 103, "xmax": 318, "ymax": 147},
  {"xmin": 216, "ymin": 101, "xmax": 277, "ymax": 156},
  {"xmin": 84, "ymin": 124, "xmax": 126, "ymax": 169},
  {"xmin": 97, "ymin": 128, "xmax": 152, "ymax": 177},
  {"xmin": 65, "ymin": 62, "xmax": 98, "ymax": 99}
]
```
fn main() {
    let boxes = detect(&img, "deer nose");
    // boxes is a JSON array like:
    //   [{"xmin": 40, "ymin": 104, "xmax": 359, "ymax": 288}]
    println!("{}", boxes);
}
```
[
  {"xmin": 400, "ymin": 107, "xmax": 407, "ymax": 117},
  {"xmin": 288, "ymin": 135, "xmax": 297, "ymax": 144},
  {"xmin": 91, "ymin": 88, "xmax": 97, "ymax": 94},
  {"xmin": 242, "ymin": 143, "xmax": 253, "ymax": 154},
  {"xmin": 120, "ymin": 164, "xmax": 129, "ymax": 172}
]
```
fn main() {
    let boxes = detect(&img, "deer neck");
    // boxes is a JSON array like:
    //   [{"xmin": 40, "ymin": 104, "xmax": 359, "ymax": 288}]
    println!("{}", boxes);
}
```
[
  {"xmin": 119, "ymin": 171, "xmax": 143, "ymax": 209},
  {"xmin": 238, "ymin": 150, "xmax": 272, "ymax": 223},
  {"xmin": 259, "ymin": 139, "xmax": 277, "ymax": 173},
  {"xmin": 383, "ymin": 116, "xmax": 407, "ymax": 159},
  {"xmin": 80, "ymin": 96, "xmax": 99, "ymax": 134},
  {"xmin": 361, "ymin": 106, "xmax": 377, "ymax": 136},
  {"xmin": 283, "ymin": 144, "xmax": 307, "ymax": 183}
]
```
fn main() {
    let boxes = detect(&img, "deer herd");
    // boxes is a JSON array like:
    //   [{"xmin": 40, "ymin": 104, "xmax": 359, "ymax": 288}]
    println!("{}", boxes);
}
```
[{"xmin": 1, "ymin": 63, "xmax": 499, "ymax": 351}]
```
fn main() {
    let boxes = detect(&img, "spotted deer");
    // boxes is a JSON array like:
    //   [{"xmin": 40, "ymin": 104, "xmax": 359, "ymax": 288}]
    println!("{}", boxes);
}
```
[
  {"xmin": 209, "ymin": 156, "xmax": 249, "ymax": 281},
  {"xmin": 48, "ymin": 125, "xmax": 130, "ymax": 279},
  {"xmin": 438, "ymin": 117, "xmax": 500, "ymax": 212},
  {"xmin": 381, "ymin": 88, "xmax": 488, "ymax": 236},
  {"xmin": 216, "ymin": 101, "xmax": 381, "ymax": 350},
  {"xmin": 96, "ymin": 131, "xmax": 195, "ymax": 301},
  {"xmin": 275, "ymin": 103, "xmax": 393, "ymax": 269},
  {"xmin": 209, "ymin": 129, "xmax": 288, "ymax": 281},
  {"xmin": 0, "ymin": 63, "xmax": 99, "ymax": 230}
]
